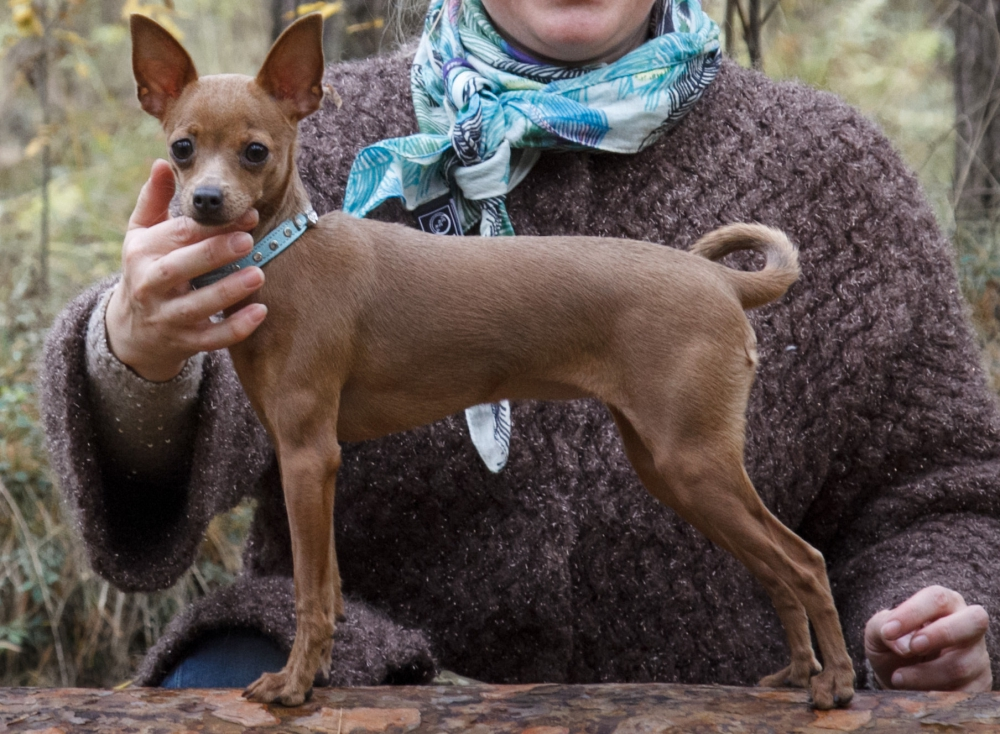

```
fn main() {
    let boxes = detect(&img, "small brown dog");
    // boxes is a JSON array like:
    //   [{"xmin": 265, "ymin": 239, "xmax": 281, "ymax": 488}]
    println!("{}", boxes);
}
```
[{"xmin": 129, "ymin": 14, "xmax": 855, "ymax": 708}]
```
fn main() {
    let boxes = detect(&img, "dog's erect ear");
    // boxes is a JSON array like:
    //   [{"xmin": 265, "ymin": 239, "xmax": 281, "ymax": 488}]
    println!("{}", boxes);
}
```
[
  {"xmin": 256, "ymin": 14, "xmax": 325, "ymax": 123},
  {"xmin": 130, "ymin": 14, "xmax": 198, "ymax": 121}
]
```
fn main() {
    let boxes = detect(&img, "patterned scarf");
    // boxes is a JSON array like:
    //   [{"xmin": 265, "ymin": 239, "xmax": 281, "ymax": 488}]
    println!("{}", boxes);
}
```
[{"xmin": 343, "ymin": 0, "xmax": 721, "ymax": 471}]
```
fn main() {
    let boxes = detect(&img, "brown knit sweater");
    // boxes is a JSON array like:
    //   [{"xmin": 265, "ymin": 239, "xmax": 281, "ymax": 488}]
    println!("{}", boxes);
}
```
[{"xmin": 40, "ymin": 53, "xmax": 1000, "ymax": 689}]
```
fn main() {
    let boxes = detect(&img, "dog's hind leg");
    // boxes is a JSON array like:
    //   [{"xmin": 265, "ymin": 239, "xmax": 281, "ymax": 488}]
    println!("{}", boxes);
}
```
[
  {"xmin": 724, "ymin": 485, "xmax": 855, "ymax": 708},
  {"xmin": 610, "ymin": 408, "xmax": 816, "ymax": 683},
  {"xmin": 244, "ymin": 402, "xmax": 342, "ymax": 706},
  {"xmin": 610, "ymin": 407, "xmax": 853, "ymax": 709},
  {"xmin": 664, "ymin": 451, "xmax": 853, "ymax": 708},
  {"xmin": 719, "ymin": 482, "xmax": 855, "ymax": 708}
]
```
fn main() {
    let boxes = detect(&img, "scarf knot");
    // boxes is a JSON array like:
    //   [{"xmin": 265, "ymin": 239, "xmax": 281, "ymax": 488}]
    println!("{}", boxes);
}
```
[{"xmin": 345, "ymin": 0, "xmax": 721, "ymax": 238}]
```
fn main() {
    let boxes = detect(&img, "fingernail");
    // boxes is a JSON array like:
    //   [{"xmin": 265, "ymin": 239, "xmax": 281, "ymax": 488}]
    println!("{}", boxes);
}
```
[
  {"xmin": 895, "ymin": 633, "xmax": 912, "ymax": 655},
  {"xmin": 241, "ymin": 267, "xmax": 263, "ymax": 287},
  {"xmin": 250, "ymin": 303, "xmax": 268, "ymax": 322},
  {"xmin": 911, "ymin": 635, "xmax": 929, "ymax": 653},
  {"xmin": 882, "ymin": 620, "xmax": 902, "ymax": 639},
  {"xmin": 231, "ymin": 233, "xmax": 252, "ymax": 255},
  {"xmin": 891, "ymin": 670, "xmax": 904, "ymax": 688}
]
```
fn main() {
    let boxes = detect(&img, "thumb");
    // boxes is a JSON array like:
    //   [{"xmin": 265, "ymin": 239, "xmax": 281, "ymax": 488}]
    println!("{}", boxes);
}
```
[
  {"xmin": 128, "ymin": 159, "xmax": 175, "ymax": 230},
  {"xmin": 865, "ymin": 609, "xmax": 895, "ymax": 653}
]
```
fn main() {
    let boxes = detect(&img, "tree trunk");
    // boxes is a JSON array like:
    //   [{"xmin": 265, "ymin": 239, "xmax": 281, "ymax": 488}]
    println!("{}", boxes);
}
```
[
  {"xmin": 724, "ymin": 0, "xmax": 780, "ymax": 70},
  {"xmin": 270, "ymin": 0, "xmax": 294, "ymax": 42},
  {"xmin": 953, "ymin": 0, "xmax": 1000, "ymax": 223},
  {"xmin": 36, "ymin": 0, "xmax": 53, "ymax": 296},
  {"xmin": 747, "ymin": 0, "xmax": 762, "ymax": 68},
  {"xmin": 6, "ymin": 683, "xmax": 1000, "ymax": 731}
]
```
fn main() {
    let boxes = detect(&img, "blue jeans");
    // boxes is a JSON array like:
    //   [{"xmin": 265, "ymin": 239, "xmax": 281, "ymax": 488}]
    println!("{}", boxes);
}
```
[{"xmin": 160, "ymin": 629, "xmax": 287, "ymax": 688}]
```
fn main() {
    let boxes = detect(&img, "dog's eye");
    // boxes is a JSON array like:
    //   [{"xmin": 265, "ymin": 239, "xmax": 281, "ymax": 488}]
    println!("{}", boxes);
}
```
[
  {"xmin": 170, "ymin": 138, "xmax": 194, "ymax": 162},
  {"xmin": 244, "ymin": 143, "xmax": 269, "ymax": 165}
]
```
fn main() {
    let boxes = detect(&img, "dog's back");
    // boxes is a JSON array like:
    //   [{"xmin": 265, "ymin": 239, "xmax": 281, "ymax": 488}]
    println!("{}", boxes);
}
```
[{"xmin": 249, "ymin": 213, "xmax": 790, "ymax": 444}]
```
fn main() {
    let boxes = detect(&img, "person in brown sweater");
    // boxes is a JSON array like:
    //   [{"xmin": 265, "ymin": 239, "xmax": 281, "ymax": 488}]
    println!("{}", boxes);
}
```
[{"xmin": 41, "ymin": 0, "xmax": 994, "ymax": 692}]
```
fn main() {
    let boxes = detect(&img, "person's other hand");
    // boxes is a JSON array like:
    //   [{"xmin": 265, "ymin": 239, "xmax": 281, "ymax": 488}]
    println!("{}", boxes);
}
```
[
  {"xmin": 865, "ymin": 585, "xmax": 991, "ymax": 691},
  {"xmin": 106, "ymin": 159, "xmax": 267, "ymax": 381}
]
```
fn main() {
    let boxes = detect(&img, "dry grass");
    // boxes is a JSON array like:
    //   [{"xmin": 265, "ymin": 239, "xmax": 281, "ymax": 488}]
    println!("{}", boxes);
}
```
[{"xmin": 0, "ymin": 317, "xmax": 252, "ymax": 687}]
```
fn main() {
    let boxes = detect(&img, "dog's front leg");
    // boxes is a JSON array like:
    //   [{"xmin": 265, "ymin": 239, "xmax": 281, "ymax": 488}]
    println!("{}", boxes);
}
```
[{"xmin": 244, "ymin": 417, "xmax": 342, "ymax": 706}]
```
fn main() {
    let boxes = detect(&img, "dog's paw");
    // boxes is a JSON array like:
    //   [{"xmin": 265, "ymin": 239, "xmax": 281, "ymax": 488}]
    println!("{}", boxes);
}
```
[
  {"xmin": 808, "ymin": 666, "xmax": 855, "ymax": 710},
  {"xmin": 243, "ymin": 670, "xmax": 312, "ymax": 707}
]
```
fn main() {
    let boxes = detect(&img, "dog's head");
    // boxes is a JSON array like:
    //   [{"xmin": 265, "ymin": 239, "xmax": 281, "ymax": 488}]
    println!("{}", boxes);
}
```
[{"xmin": 130, "ymin": 14, "xmax": 325, "ymax": 226}]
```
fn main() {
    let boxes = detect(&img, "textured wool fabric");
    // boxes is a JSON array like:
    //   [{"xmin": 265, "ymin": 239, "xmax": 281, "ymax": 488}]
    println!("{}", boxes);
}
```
[
  {"xmin": 40, "ymin": 52, "xmax": 1000, "ymax": 690},
  {"xmin": 135, "ymin": 578, "xmax": 435, "ymax": 687},
  {"xmin": 84, "ymin": 287, "xmax": 203, "ymax": 483}
]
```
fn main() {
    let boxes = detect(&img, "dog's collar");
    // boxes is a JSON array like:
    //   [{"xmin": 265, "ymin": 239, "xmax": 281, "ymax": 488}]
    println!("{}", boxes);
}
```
[{"xmin": 190, "ymin": 205, "xmax": 319, "ymax": 290}]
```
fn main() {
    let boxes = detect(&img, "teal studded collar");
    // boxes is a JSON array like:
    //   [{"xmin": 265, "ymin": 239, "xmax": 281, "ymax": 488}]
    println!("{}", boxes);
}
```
[{"xmin": 191, "ymin": 206, "xmax": 319, "ymax": 289}]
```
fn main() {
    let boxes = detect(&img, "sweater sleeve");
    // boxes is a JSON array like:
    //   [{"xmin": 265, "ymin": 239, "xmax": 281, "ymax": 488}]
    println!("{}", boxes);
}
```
[
  {"xmin": 39, "ymin": 279, "xmax": 274, "ymax": 592},
  {"xmin": 757, "ymin": 82, "xmax": 1000, "ymax": 688},
  {"xmin": 823, "ymin": 197, "xmax": 1000, "ymax": 687},
  {"xmin": 832, "ymin": 509, "xmax": 1000, "ymax": 689},
  {"xmin": 84, "ymin": 284, "xmax": 204, "ymax": 486}
]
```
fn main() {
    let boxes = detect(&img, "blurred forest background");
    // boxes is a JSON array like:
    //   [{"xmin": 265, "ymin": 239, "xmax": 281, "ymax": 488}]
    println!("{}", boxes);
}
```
[{"xmin": 0, "ymin": 0, "xmax": 998, "ymax": 688}]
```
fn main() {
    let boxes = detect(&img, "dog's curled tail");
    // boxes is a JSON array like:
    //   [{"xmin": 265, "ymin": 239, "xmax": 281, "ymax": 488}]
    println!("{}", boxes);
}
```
[{"xmin": 689, "ymin": 223, "xmax": 800, "ymax": 310}]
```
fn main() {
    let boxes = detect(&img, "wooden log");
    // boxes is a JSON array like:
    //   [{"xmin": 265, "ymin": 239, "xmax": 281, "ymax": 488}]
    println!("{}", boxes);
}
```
[{"xmin": 2, "ymin": 683, "xmax": 1000, "ymax": 732}]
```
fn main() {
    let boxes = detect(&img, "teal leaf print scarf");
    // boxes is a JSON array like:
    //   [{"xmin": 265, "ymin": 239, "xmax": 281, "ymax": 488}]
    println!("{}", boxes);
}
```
[{"xmin": 344, "ymin": 0, "xmax": 721, "ymax": 471}]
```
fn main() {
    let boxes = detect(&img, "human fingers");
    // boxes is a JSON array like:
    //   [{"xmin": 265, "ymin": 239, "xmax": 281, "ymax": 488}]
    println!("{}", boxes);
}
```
[
  {"xmin": 182, "ymin": 301, "xmax": 269, "ymax": 355},
  {"xmin": 888, "ymin": 644, "xmax": 992, "ymax": 692},
  {"xmin": 136, "ymin": 230, "xmax": 255, "ymax": 294},
  {"xmin": 120, "ymin": 210, "xmax": 259, "ymax": 302},
  {"xmin": 136, "ymin": 208, "xmax": 259, "ymax": 259},
  {"xmin": 879, "ymin": 586, "xmax": 968, "ymax": 648},
  {"xmin": 866, "ymin": 608, "xmax": 895, "ymax": 655},
  {"xmin": 105, "ymin": 270, "xmax": 266, "ymax": 381},
  {"xmin": 158, "ymin": 267, "xmax": 266, "ymax": 329},
  {"xmin": 906, "ymin": 604, "xmax": 989, "ymax": 658},
  {"xmin": 128, "ymin": 159, "xmax": 175, "ymax": 230}
]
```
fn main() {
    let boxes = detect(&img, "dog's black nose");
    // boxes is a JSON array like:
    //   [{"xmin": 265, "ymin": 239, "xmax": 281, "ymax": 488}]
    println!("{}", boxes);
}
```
[{"xmin": 192, "ymin": 186, "xmax": 224, "ymax": 217}]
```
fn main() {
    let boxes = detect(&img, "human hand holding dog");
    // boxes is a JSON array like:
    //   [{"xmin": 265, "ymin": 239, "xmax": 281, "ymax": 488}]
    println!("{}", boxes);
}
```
[
  {"xmin": 106, "ymin": 159, "xmax": 267, "ymax": 382},
  {"xmin": 866, "ymin": 585, "xmax": 991, "ymax": 691}
]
